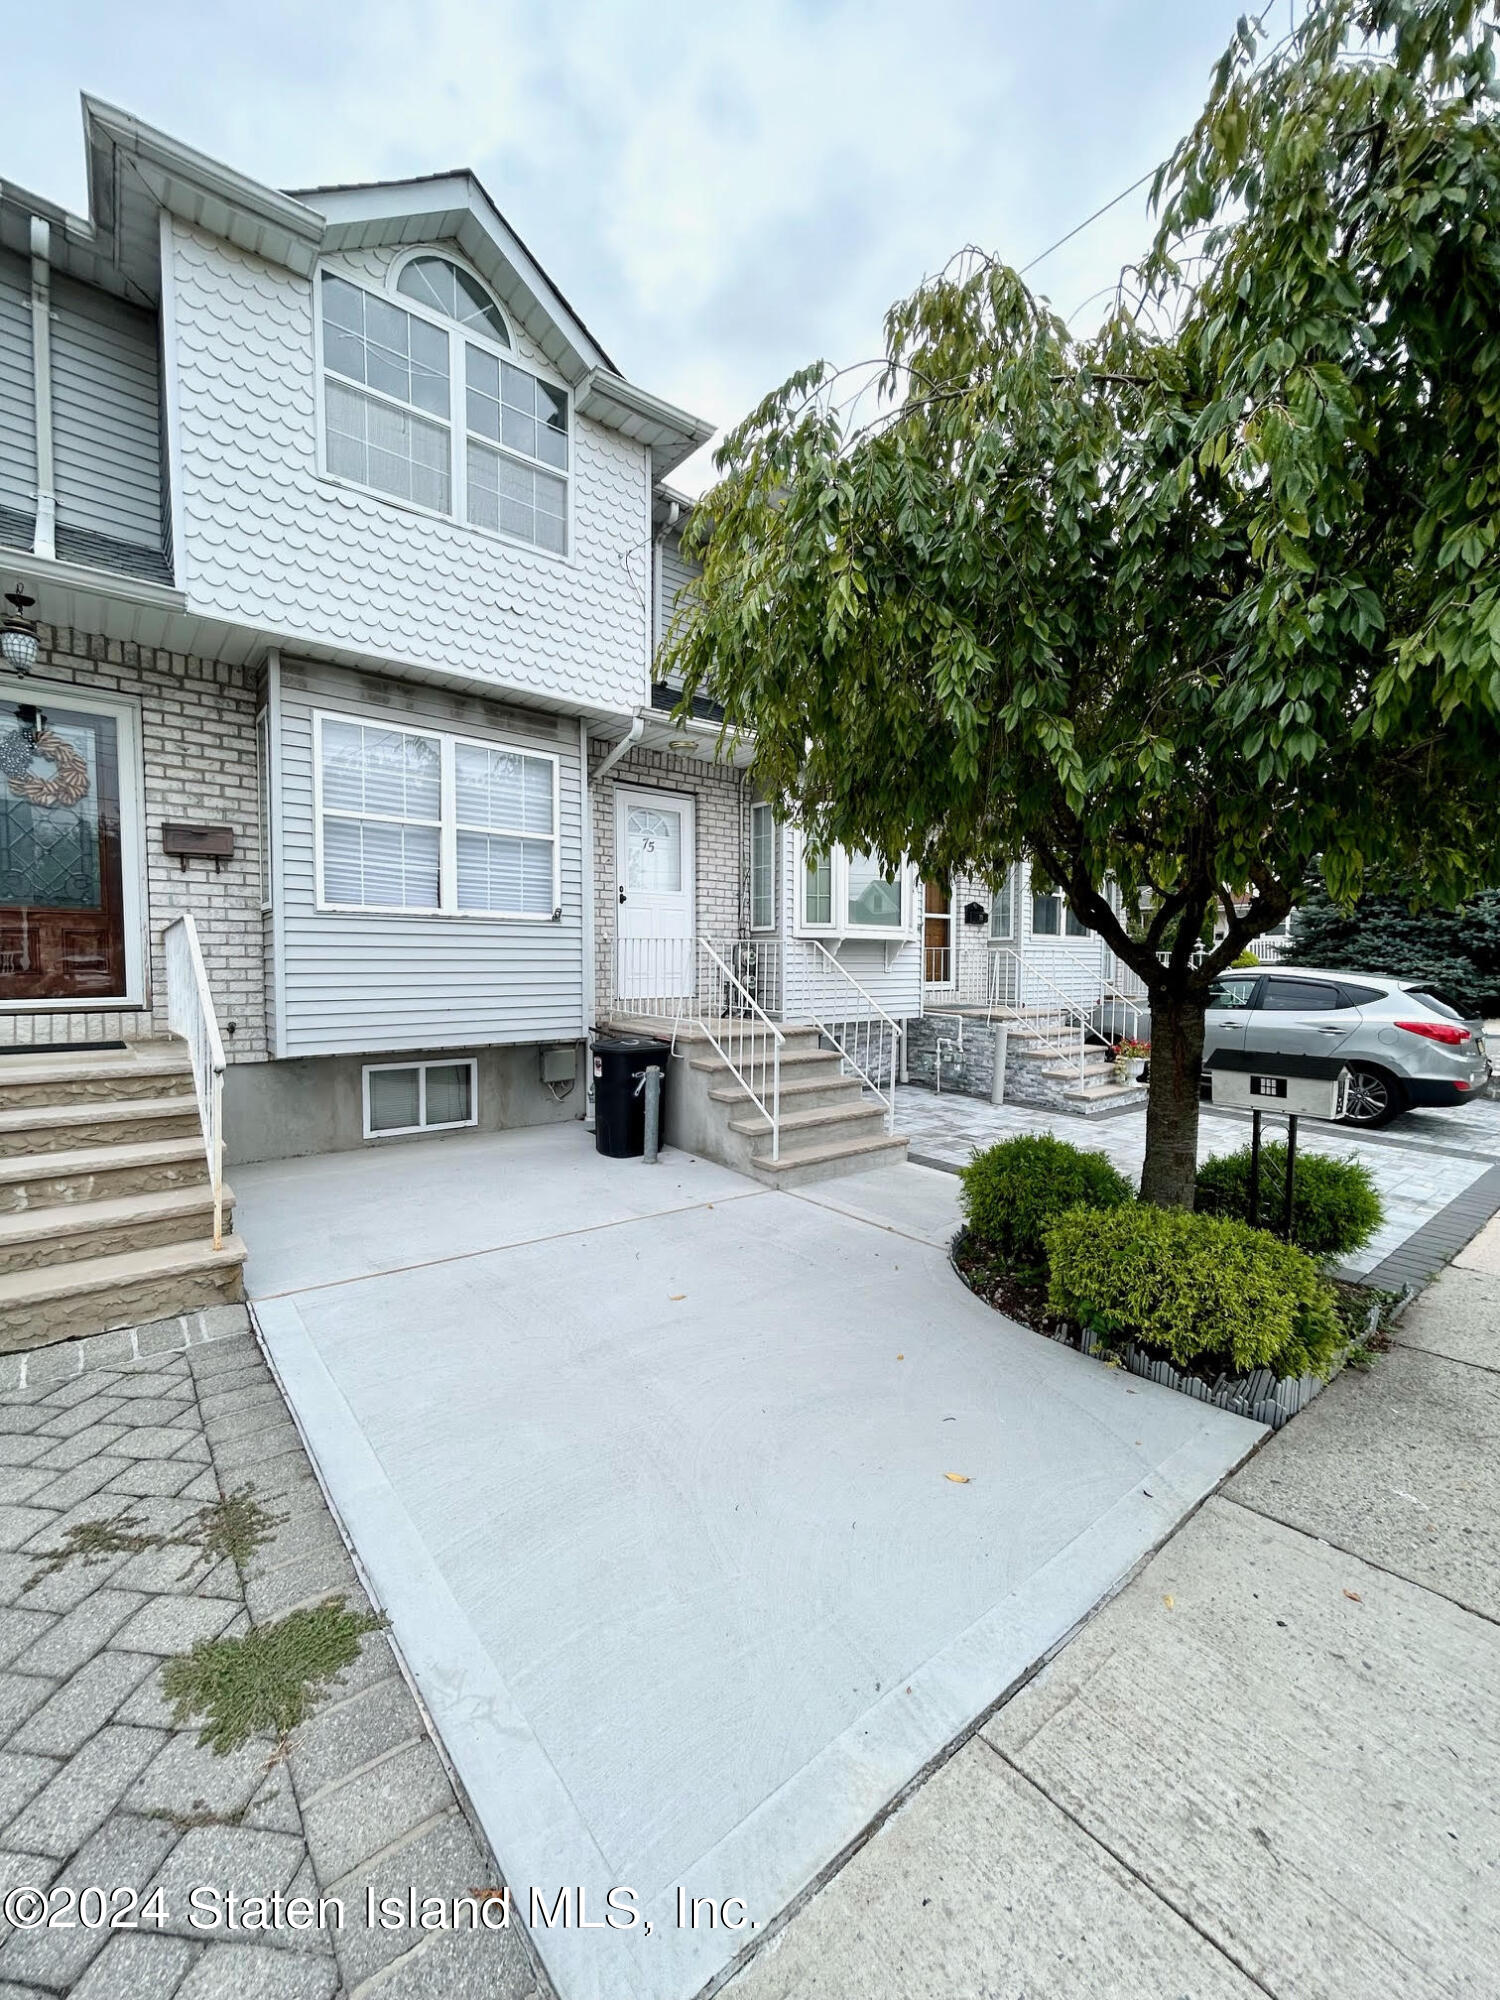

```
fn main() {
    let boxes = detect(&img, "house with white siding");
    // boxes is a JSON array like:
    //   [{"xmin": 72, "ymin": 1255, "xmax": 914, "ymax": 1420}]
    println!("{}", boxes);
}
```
[
  {"xmin": 0, "ymin": 99, "xmax": 748, "ymax": 1342},
  {"xmin": 0, "ymin": 98, "xmax": 1168, "ymax": 1345}
]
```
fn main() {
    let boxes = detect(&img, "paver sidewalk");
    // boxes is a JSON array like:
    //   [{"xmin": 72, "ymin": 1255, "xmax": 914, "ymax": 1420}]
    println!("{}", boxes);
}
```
[
  {"xmin": 0, "ymin": 1308, "xmax": 543, "ymax": 2000},
  {"xmin": 723, "ymin": 1226, "xmax": 1500, "ymax": 1999}
]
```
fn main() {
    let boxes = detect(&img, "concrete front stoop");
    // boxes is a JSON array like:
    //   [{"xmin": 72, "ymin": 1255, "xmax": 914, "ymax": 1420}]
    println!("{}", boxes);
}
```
[
  {"xmin": 0, "ymin": 1040, "xmax": 246, "ymax": 1350},
  {"xmin": 603, "ymin": 1014, "xmax": 908, "ymax": 1187}
]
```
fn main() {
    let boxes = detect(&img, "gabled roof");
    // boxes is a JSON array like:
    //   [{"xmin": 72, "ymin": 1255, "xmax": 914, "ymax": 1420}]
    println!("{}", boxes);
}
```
[
  {"xmin": 0, "ymin": 96, "xmax": 715, "ymax": 476},
  {"xmin": 289, "ymin": 170, "xmax": 618, "ymax": 381}
]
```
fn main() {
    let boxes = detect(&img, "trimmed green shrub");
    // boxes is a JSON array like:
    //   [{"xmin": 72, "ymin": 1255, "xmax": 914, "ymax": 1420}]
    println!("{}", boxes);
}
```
[
  {"xmin": 1195, "ymin": 1142, "xmax": 1383, "ymax": 1260},
  {"xmin": 1231, "ymin": 949, "xmax": 1261, "ymax": 968},
  {"xmin": 1044, "ymin": 1205, "xmax": 1346, "ymax": 1380},
  {"xmin": 959, "ymin": 1134, "xmax": 1133, "ymax": 1269}
]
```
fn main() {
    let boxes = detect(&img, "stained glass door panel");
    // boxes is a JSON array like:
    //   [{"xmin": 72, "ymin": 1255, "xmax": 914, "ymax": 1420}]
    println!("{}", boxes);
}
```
[{"xmin": 0, "ymin": 694, "xmax": 127, "ymax": 1001}]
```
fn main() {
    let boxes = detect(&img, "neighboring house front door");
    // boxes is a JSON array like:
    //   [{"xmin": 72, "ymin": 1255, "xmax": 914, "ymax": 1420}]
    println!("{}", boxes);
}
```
[
  {"xmin": 0, "ymin": 683, "xmax": 142, "ymax": 1007},
  {"xmin": 615, "ymin": 787, "xmax": 695, "ymax": 1001},
  {"xmin": 923, "ymin": 878, "xmax": 952, "ymax": 986}
]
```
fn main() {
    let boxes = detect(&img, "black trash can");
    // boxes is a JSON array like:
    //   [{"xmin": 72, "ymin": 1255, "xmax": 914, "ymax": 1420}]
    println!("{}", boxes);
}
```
[{"xmin": 592, "ymin": 1037, "xmax": 670, "ymax": 1158}]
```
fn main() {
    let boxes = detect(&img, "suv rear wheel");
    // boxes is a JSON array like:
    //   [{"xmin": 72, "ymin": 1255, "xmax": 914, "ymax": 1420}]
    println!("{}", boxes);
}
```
[{"xmin": 1341, "ymin": 1064, "xmax": 1408, "ymax": 1128}]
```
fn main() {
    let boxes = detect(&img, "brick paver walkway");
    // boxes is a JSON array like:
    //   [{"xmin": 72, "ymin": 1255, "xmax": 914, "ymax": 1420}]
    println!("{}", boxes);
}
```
[{"xmin": 0, "ymin": 1308, "xmax": 542, "ymax": 1999}]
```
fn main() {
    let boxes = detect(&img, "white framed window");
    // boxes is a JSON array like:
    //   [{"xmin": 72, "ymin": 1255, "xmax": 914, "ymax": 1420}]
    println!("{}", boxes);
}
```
[
  {"xmin": 1031, "ymin": 890, "xmax": 1089, "ymax": 939},
  {"xmin": 315, "ymin": 711, "xmax": 559, "ymax": 919},
  {"xmin": 794, "ymin": 837, "xmax": 909, "ymax": 937},
  {"xmin": 318, "ymin": 256, "xmax": 570, "ymax": 557},
  {"xmin": 989, "ymin": 868, "xmax": 1015, "ymax": 942},
  {"xmin": 363, "ymin": 1058, "xmax": 478, "ymax": 1138},
  {"xmin": 750, "ymin": 802, "xmax": 776, "ymax": 931},
  {"xmin": 255, "ymin": 708, "xmax": 273, "ymax": 912}
]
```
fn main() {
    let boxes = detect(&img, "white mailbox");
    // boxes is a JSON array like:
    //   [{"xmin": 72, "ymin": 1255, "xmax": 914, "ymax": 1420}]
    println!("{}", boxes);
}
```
[{"xmin": 1208, "ymin": 1054, "xmax": 1350, "ymax": 1122}]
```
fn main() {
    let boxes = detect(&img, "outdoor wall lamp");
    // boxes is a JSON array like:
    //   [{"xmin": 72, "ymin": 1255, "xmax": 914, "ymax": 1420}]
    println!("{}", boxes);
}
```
[{"xmin": 1, "ymin": 585, "xmax": 38, "ymax": 673}]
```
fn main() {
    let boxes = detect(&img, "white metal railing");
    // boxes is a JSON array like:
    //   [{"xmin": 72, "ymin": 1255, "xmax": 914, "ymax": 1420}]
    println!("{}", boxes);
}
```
[
  {"xmin": 1247, "ymin": 932, "xmax": 1291, "ymax": 963},
  {"xmin": 698, "ymin": 939, "xmax": 785, "ymax": 1159},
  {"xmin": 986, "ymin": 946, "xmax": 1146, "ymax": 1085},
  {"xmin": 163, "ymin": 913, "xmax": 226, "ymax": 1251},
  {"xmin": 606, "ymin": 931, "xmax": 785, "ymax": 1160},
  {"xmin": 802, "ymin": 940, "xmax": 902, "ymax": 1130},
  {"xmin": 989, "ymin": 947, "xmax": 1088, "ymax": 1083}
]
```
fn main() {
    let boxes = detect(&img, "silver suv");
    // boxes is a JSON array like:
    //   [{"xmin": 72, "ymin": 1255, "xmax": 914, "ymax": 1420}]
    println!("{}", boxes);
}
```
[{"xmin": 1204, "ymin": 966, "xmax": 1491, "ymax": 1126}]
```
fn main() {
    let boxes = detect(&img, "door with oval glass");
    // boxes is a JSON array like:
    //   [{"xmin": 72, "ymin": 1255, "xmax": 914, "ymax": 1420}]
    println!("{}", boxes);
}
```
[
  {"xmin": 0, "ymin": 685, "xmax": 140, "ymax": 1005},
  {"xmin": 615, "ymin": 787, "xmax": 695, "ymax": 1001}
]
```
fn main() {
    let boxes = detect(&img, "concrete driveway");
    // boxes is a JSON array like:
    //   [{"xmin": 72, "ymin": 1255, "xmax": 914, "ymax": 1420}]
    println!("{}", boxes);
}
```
[{"xmin": 237, "ymin": 1125, "xmax": 1263, "ymax": 2000}]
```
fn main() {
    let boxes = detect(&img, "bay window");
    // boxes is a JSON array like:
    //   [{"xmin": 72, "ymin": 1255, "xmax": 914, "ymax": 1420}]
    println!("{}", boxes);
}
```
[
  {"xmin": 316, "ymin": 712, "xmax": 558, "ymax": 918},
  {"xmin": 796, "ymin": 838, "xmax": 909, "ymax": 936},
  {"xmin": 319, "ymin": 256, "xmax": 570, "ymax": 555}
]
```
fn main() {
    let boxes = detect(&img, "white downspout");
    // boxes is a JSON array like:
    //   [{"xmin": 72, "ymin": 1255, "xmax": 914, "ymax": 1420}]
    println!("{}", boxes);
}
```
[
  {"xmin": 29, "ymin": 219, "xmax": 55, "ymax": 561},
  {"xmin": 579, "ymin": 713, "xmax": 595, "ymax": 1054},
  {"xmin": 651, "ymin": 498, "xmax": 680, "ymax": 660},
  {"xmin": 589, "ymin": 715, "xmax": 643, "ymax": 1102},
  {"xmin": 594, "ymin": 715, "xmax": 644, "ymax": 784}
]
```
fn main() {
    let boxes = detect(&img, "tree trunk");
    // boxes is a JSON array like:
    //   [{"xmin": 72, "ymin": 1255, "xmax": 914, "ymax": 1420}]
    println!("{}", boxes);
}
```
[{"xmin": 1139, "ymin": 990, "xmax": 1206, "ymax": 1209}]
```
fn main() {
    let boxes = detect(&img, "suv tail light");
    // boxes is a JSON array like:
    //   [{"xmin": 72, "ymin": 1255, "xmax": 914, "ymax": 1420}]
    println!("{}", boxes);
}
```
[{"xmin": 1396, "ymin": 1018, "xmax": 1471, "ymax": 1046}]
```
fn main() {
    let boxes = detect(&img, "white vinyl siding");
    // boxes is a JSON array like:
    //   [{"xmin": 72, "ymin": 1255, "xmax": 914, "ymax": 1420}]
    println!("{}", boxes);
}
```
[
  {"xmin": 278, "ymin": 663, "xmax": 582, "ymax": 1056},
  {"xmin": 319, "ymin": 266, "xmax": 569, "ymax": 555},
  {"xmin": 750, "ymin": 802, "xmax": 775, "ymax": 930},
  {"xmin": 50, "ymin": 274, "xmax": 164, "ymax": 556},
  {"xmin": 0, "ymin": 249, "xmax": 34, "ymax": 531}
]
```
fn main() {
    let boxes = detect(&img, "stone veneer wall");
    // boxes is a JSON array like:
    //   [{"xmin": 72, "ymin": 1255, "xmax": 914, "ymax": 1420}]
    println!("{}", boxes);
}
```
[
  {"xmin": 589, "ymin": 742, "xmax": 746, "ymax": 1019},
  {"xmin": 904, "ymin": 1013, "xmax": 1059, "ymax": 1108},
  {"xmin": 1, "ymin": 626, "xmax": 265, "ymax": 1058}
]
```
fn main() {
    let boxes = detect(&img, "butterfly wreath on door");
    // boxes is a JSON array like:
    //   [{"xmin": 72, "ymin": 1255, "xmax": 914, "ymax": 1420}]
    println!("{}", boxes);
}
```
[{"xmin": 0, "ymin": 720, "xmax": 91, "ymax": 808}]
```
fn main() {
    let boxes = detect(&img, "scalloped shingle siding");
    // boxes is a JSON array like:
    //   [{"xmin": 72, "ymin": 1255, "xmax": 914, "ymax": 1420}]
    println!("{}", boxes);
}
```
[{"xmin": 168, "ymin": 223, "xmax": 651, "ymax": 715}]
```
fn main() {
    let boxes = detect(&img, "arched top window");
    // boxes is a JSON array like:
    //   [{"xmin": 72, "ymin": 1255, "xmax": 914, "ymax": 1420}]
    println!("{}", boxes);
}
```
[{"xmin": 397, "ymin": 256, "xmax": 510, "ymax": 348}]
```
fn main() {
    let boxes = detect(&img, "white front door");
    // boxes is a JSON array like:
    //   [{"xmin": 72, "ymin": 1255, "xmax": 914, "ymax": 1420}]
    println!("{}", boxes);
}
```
[{"xmin": 615, "ymin": 787, "xmax": 695, "ymax": 1000}]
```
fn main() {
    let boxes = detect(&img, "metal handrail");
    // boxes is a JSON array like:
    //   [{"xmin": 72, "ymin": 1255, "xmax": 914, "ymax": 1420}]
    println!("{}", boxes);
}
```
[
  {"xmin": 697, "ymin": 938, "xmax": 785, "ymax": 1160},
  {"xmin": 803, "ymin": 939, "xmax": 902, "ymax": 1131},
  {"xmin": 989, "ymin": 946, "xmax": 1095, "ymax": 1084},
  {"xmin": 163, "ymin": 913, "xmax": 226, "ymax": 1251},
  {"xmin": 608, "ymin": 931, "xmax": 785, "ymax": 1160}
]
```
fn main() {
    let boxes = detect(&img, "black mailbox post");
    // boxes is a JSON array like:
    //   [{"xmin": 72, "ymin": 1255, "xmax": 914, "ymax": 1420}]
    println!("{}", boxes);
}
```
[{"xmin": 1205, "ymin": 1051, "xmax": 1353, "ymax": 1235}]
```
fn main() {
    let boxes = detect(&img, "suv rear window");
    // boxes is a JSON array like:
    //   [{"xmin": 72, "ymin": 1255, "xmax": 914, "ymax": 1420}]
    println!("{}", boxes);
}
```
[
  {"xmin": 1260, "ymin": 977, "xmax": 1342, "ymax": 1012},
  {"xmin": 1403, "ymin": 988, "xmax": 1466, "ymax": 1024},
  {"xmin": 1336, "ymin": 982, "xmax": 1386, "ymax": 1006}
]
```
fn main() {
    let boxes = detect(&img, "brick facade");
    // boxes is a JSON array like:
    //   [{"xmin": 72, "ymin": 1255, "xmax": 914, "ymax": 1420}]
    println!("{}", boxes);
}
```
[
  {"xmin": 589, "ymin": 742, "xmax": 746, "ymax": 1018},
  {"xmin": 0, "ymin": 626, "xmax": 266, "ymax": 1060}
]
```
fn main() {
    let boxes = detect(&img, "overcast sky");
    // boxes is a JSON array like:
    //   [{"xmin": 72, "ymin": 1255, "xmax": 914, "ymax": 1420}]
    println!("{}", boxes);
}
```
[{"xmin": 11, "ymin": 0, "xmax": 1263, "ymax": 492}]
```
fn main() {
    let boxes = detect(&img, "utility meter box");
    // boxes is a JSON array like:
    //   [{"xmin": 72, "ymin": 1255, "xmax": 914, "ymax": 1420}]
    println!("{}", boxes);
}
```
[{"xmin": 1208, "ymin": 1051, "xmax": 1350, "ymax": 1121}]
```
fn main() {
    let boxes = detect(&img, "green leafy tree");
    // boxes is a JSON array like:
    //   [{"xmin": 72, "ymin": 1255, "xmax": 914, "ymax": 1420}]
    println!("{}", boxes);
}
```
[
  {"xmin": 1287, "ymin": 881, "xmax": 1500, "ymax": 1013},
  {"xmin": 665, "ymin": 0, "xmax": 1500, "ymax": 1206}
]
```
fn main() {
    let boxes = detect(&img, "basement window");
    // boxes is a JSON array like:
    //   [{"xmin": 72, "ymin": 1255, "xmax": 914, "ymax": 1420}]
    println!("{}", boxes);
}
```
[{"xmin": 362, "ymin": 1059, "xmax": 478, "ymax": 1138}]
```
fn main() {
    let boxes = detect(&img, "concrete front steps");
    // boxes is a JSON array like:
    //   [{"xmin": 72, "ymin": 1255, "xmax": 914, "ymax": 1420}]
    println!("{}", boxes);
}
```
[
  {"xmin": 604, "ymin": 1014, "xmax": 908, "ymax": 1187},
  {"xmin": 0, "ymin": 1041, "xmax": 246, "ymax": 1352}
]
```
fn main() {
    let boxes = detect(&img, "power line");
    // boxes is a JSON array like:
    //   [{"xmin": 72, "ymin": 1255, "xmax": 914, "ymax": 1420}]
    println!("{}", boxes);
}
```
[{"xmin": 1017, "ymin": 163, "xmax": 1162, "ymax": 277}]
